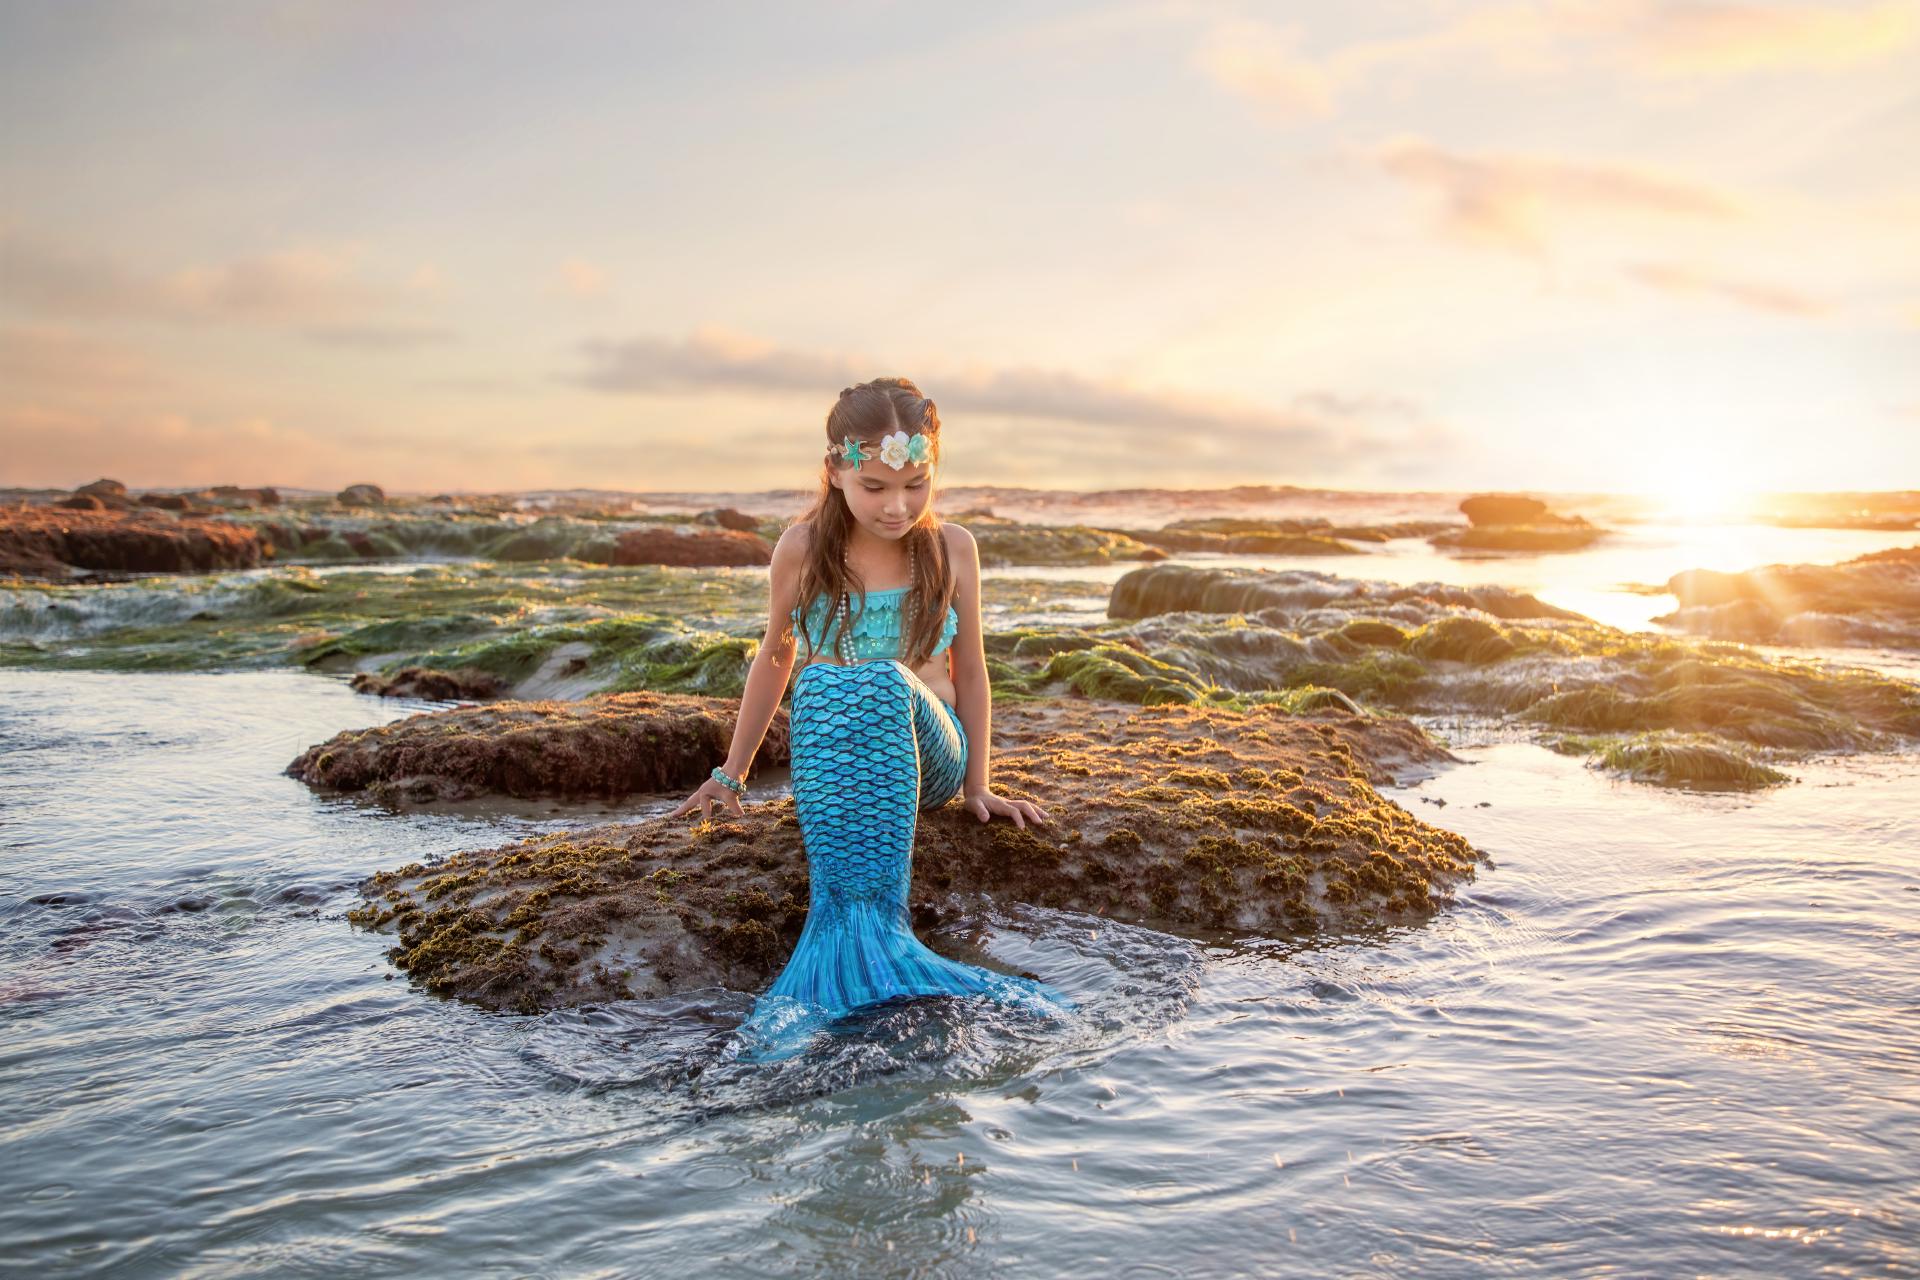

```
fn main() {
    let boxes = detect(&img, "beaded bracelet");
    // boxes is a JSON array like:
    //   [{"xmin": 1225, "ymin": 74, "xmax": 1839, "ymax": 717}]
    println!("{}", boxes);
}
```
[{"xmin": 710, "ymin": 765, "xmax": 748, "ymax": 796}]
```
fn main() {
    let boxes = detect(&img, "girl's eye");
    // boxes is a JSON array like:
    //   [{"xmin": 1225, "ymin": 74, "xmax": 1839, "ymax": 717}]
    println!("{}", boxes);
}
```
[{"xmin": 908, "ymin": 482, "xmax": 925, "ymax": 490}]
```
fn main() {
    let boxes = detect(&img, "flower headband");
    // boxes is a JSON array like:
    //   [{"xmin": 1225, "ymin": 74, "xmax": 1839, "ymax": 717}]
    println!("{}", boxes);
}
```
[{"xmin": 839, "ymin": 430, "xmax": 932, "ymax": 472}]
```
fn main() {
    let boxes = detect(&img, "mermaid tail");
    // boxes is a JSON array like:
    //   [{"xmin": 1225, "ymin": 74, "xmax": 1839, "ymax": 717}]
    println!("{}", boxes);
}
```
[{"xmin": 730, "ymin": 660, "xmax": 1075, "ymax": 1063}]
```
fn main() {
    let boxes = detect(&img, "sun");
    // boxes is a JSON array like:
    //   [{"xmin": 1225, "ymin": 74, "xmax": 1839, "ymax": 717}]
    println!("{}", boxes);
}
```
[
  {"xmin": 1649, "ymin": 477, "xmax": 1750, "ymax": 523},
  {"xmin": 1633, "ymin": 437, "xmax": 1760, "ymax": 524}
]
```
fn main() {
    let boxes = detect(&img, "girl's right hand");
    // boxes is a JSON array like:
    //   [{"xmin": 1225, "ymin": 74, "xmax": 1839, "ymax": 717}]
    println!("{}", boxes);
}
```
[{"xmin": 670, "ymin": 775, "xmax": 745, "ymax": 820}]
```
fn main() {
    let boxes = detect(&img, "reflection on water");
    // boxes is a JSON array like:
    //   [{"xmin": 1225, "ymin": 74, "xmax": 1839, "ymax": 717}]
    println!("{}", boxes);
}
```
[{"xmin": 4, "ymin": 667, "xmax": 1918, "ymax": 1275}]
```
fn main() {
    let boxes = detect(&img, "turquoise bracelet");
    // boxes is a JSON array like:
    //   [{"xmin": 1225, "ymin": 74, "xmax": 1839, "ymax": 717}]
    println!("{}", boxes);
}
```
[{"xmin": 710, "ymin": 765, "xmax": 747, "ymax": 796}]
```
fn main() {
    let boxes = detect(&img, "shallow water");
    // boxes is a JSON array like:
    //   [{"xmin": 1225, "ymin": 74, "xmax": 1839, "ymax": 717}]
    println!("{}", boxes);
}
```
[{"xmin": 4, "ymin": 666, "xmax": 1917, "ymax": 1277}]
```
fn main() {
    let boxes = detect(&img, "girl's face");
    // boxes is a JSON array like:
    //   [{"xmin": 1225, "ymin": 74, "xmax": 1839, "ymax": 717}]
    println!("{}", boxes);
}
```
[{"xmin": 833, "ymin": 454, "xmax": 934, "ymax": 541}]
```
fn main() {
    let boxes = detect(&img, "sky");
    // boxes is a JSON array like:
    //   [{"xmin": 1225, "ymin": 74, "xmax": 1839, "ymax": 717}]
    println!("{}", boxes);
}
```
[{"xmin": 1, "ymin": 0, "xmax": 1916, "ymax": 497}]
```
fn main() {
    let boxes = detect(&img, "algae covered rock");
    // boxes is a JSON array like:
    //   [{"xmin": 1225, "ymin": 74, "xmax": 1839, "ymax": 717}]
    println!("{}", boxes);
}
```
[
  {"xmin": 969, "ymin": 521, "xmax": 1164, "ymax": 567},
  {"xmin": 0, "ymin": 507, "xmax": 265, "ymax": 581},
  {"xmin": 346, "ymin": 697, "xmax": 1477, "ymax": 1013},
  {"xmin": 1655, "ymin": 546, "xmax": 1920, "ymax": 649},
  {"xmin": 599, "ymin": 527, "xmax": 773, "ymax": 567},
  {"xmin": 348, "ymin": 665, "xmax": 506, "ymax": 701},
  {"xmin": 1107, "ymin": 564, "xmax": 1583, "ymax": 623},
  {"xmin": 289, "ymin": 689, "xmax": 790, "ymax": 803},
  {"xmin": 1025, "ymin": 564, "xmax": 1920, "ymax": 791}
]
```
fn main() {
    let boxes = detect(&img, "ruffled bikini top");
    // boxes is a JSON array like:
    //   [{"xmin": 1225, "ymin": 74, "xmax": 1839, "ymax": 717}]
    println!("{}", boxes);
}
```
[{"xmin": 792, "ymin": 584, "xmax": 959, "ymax": 663}]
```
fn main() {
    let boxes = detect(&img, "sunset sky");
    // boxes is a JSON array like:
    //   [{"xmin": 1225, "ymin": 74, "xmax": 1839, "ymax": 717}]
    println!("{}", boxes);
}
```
[{"xmin": 2, "ymin": 1, "xmax": 1916, "ymax": 496}]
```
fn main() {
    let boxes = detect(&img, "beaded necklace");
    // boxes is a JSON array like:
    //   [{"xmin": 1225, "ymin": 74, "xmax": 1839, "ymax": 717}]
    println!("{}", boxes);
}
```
[{"xmin": 830, "ymin": 535, "xmax": 919, "ymax": 664}]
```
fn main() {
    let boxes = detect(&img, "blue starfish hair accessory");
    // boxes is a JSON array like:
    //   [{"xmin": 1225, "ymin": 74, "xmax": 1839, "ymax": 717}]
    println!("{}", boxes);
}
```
[{"xmin": 840, "ymin": 430, "xmax": 933, "ymax": 471}]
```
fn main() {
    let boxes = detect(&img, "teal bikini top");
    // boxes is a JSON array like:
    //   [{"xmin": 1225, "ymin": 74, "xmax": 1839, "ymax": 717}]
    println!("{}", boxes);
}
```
[{"xmin": 792, "ymin": 585, "xmax": 959, "ymax": 663}]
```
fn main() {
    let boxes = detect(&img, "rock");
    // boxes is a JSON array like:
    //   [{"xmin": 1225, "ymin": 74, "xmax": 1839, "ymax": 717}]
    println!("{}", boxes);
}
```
[
  {"xmin": 55, "ymin": 495, "xmax": 105, "ymax": 511},
  {"xmin": 1107, "ymin": 564, "xmax": 1585, "ymax": 623},
  {"xmin": 971, "ymin": 523, "xmax": 1163, "ymax": 567},
  {"xmin": 696, "ymin": 507, "xmax": 762, "ymax": 533},
  {"xmin": 348, "ymin": 666, "xmax": 507, "ymax": 701},
  {"xmin": 337, "ymin": 483, "xmax": 386, "ymax": 507},
  {"xmin": 0, "ymin": 507, "xmax": 264, "ymax": 581},
  {"xmin": 1653, "ymin": 546, "xmax": 1920, "ymax": 649},
  {"xmin": 137, "ymin": 493, "xmax": 197, "ymax": 512},
  {"xmin": 600, "ymin": 527, "xmax": 774, "ymax": 567},
  {"xmin": 1459, "ymin": 493, "xmax": 1551, "ymax": 526},
  {"xmin": 1126, "ymin": 517, "xmax": 1451, "ymax": 556},
  {"xmin": 75, "ymin": 479, "xmax": 127, "ymax": 499},
  {"xmin": 207, "ymin": 485, "xmax": 281, "ymax": 508},
  {"xmin": 1430, "ymin": 524, "xmax": 1605, "ymax": 552},
  {"xmin": 1438, "ymin": 494, "xmax": 1605, "ymax": 552},
  {"xmin": 287, "ymin": 689, "xmax": 791, "ymax": 803},
  {"xmin": 344, "ymin": 697, "xmax": 1477, "ymax": 1013}
]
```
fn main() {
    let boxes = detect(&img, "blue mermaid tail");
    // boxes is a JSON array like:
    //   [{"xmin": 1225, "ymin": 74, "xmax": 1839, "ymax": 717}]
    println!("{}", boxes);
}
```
[{"xmin": 730, "ymin": 660, "xmax": 1075, "ymax": 1063}]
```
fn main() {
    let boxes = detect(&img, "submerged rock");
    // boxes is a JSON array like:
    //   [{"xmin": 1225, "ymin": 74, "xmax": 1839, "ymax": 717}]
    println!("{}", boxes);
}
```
[
  {"xmin": 1655, "ymin": 546, "xmax": 1920, "ymax": 649},
  {"xmin": 0, "ymin": 507, "xmax": 264, "ymax": 581},
  {"xmin": 289, "ymin": 689, "xmax": 790, "ymax": 804},
  {"xmin": 345, "ymin": 697, "xmax": 1476, "ymax": 1013}
]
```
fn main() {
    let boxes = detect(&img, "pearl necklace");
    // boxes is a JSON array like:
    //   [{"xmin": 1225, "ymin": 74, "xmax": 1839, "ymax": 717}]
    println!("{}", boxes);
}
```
[{"xmin": 834, "ymin": 535, "xmax": 918, "ymax": 663}]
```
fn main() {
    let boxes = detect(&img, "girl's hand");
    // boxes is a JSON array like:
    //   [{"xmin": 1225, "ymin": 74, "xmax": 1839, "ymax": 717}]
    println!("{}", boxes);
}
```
[
  {"xmin": 670, "ymin": 776, "xmax": 745, "ymax": 820},
  {"xmin": 963, "ymin": 786, "xmax": 1049, "ymax": 829}
]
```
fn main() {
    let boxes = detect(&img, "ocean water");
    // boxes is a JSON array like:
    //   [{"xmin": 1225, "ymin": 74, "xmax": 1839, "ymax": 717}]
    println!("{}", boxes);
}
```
[{"xmin": 3, "ymin": 517, "xmax": 1918, "ymax": 1277}]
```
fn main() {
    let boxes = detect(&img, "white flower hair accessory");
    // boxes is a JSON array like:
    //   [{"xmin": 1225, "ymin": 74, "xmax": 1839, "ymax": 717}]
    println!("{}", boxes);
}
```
[
  {"xmin": 837, "ymin": 430, "xmax": 934, "ymax": 471},
  {"xmin": 875, "ymin": 430, "xmax": 933, "ymax": 471}
]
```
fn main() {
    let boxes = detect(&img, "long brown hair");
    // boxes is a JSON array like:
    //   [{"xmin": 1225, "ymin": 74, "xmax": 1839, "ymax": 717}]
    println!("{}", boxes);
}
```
[{"xmin": 790, "ymin": 377, "xmax": 955, "ymax": 668}]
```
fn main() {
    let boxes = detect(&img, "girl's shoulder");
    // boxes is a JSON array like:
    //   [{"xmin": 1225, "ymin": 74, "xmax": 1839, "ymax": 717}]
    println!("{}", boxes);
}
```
[
  {"xmin": 939, "ymin": 521, "xmax": 975, "ymax": 557},
  {"xmin": 772, "ymin": 519, "xmax": 813, "ymax": 563}
]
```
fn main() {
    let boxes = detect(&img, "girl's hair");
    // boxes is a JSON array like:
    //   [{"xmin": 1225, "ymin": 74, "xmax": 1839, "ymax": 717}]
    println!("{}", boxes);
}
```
[{"xmin": 791, "ymin": 377, "xmax": 955, "ymax": 669}]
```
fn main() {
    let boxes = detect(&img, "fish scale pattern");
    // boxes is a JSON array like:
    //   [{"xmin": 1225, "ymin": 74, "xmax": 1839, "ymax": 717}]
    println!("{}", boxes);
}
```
[{"xmin": 729, "ymin": 659, "xmax": 1076, "ymax": 1063}]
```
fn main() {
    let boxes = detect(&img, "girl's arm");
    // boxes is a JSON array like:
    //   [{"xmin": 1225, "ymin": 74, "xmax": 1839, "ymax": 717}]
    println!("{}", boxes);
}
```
[
  {"xmin": 670, "ymin": 524, "xmax": 805, "ymax": 819},
  {"xmin": 946, "ymin": 523, "xmax": 1050, "ymax": 830}
]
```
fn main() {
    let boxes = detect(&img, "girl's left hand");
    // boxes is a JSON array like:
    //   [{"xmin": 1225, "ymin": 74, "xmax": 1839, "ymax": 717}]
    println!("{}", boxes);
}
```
[{"xmin": 963, "ymin": 787, "xmax": 1049, "ymax": 829}]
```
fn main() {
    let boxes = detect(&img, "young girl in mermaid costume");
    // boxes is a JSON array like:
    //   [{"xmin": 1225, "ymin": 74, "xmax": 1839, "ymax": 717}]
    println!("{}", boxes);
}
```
[{"xmin": 671, "ymin": 378, "xmax": 1076, "ymax": 1062}]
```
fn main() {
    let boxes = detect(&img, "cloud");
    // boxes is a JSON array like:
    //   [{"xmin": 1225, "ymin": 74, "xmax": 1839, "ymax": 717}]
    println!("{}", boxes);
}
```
[
  {"xmin": 0, "ymin": 404, "xmax": 330, "ymax": 488},
  {"xmin": 552, "ymin": 258, "xmax": 611, "ymax": 299},
  {"xmin": 1193, "ymin": 3, "xmax": 1920, "ymax": 117},
  {"xmin": 0, "ymin": 226, "xmax": 452, "ymax": 341},
  {"xmin": 1621, "ymin": 0, "xmax": 1920, "ymax": 76},
  {"xmin": 0, "ymin": 325, "xmax": 174, "ymax": 393},
  {"xmin": 303, "ymin": 323, "xmax": 460, "ymax": 349},
  {"xmin": 1622, "ymin": 260, "xmax": 1831, "ymax": 315},
  {"xmin": 1367, "ymin": 135, "xmax": 1741, "ymax": 254},
  {"xmin": 1190, "ymin": 20, "xmax": 1341, "ymax": 121},
  {"xmin": 564, "ymin": 326, "xmax": 1453, "ymax": 484}
]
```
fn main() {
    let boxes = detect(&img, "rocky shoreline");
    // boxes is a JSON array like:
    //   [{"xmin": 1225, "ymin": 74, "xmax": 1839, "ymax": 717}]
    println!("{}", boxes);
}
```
[{"xmin": 7, "ymin": 482, "xmax": 1581, "ymax": 581}]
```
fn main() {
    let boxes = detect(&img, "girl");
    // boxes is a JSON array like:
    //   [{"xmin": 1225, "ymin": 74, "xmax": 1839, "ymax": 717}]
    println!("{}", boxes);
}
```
[{"xmin": 670, "ymin": 377, "xmax": 1076, "ymax": 1062}]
